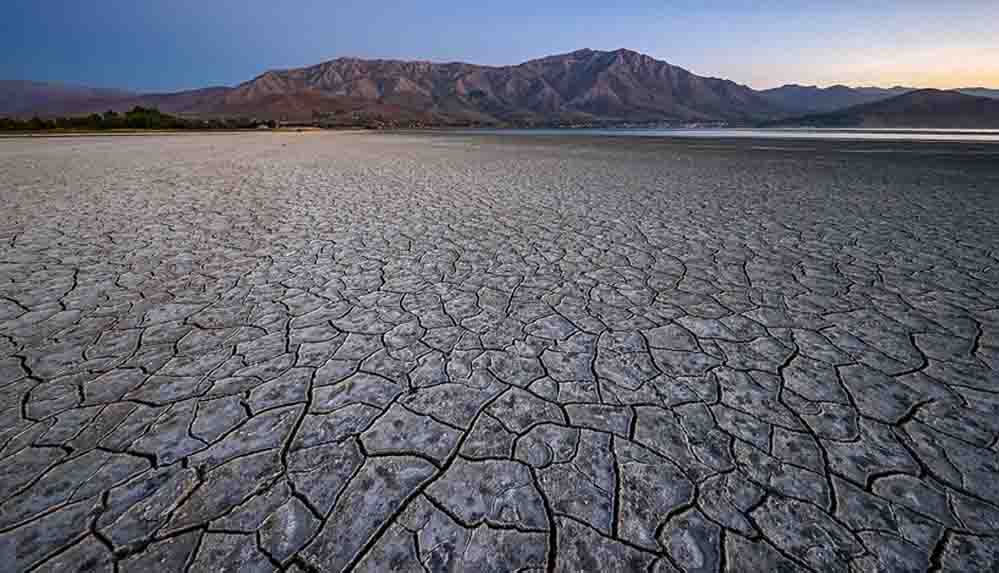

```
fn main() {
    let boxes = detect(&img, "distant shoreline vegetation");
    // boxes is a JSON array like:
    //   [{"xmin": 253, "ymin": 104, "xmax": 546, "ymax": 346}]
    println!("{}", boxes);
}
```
[
  {"xmin": 0, "ymin": 108, "xmax": 736, "ymax": 131},
  {"xmin": 0, "ymin": 107, "xmax": 274, "ymax": 131}
]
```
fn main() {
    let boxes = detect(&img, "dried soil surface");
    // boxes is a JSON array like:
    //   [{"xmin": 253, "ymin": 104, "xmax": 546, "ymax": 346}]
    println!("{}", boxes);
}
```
[{"xmin": 2, "ymin": 132, "xmax": 998, "ymax": 572}]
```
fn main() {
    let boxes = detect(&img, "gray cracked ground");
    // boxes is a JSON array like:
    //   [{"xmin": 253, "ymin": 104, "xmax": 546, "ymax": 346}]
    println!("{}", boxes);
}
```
[{"xmin": 1, "ymin": 132, "xmax": 998, "ymax": 572}]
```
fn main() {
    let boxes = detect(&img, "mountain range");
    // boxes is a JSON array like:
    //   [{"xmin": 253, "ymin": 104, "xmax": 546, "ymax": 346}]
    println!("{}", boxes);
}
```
[{"xmin": 3, "ymin": 49, "xmax": 998, "ymax": 127}]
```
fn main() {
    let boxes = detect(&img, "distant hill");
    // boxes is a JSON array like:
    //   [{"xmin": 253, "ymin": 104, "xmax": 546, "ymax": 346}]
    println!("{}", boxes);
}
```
[
  {"xmin": 760, "ymin": 84, "xmax": 999, "ymax": 116},
  {"xmin": 0, "ymin": 80, "xmax": 134, "ymax": 116},
  {"xmin": 765, "ymin": 89, "xmax": 999, "ymax": 129},
  {"xmin": 958, "ymin": 87, "xmax": 999, "ymax": 100},
  {"xmin": 2, "ymin": 53, "xmax": 998, "ymax": 127},
  {"xmin": 759, "ymin": 84, "xmax": 913, "ymax": 114}
]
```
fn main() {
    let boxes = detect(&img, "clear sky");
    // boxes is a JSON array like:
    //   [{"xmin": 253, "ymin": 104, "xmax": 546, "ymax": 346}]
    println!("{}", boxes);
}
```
[{"xmin": 5, "ymin": 0, "xmax": 999, "ymax": 92}]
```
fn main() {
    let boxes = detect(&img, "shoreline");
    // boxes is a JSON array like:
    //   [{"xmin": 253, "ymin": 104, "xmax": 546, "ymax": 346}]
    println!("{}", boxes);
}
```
[
  {"xmin": 0, "ymin": 126, "xmax": 364, "ymax": 138},
  {"xmin": 7, "ymin": 125, "xmax": 998, "ymax": 145}
]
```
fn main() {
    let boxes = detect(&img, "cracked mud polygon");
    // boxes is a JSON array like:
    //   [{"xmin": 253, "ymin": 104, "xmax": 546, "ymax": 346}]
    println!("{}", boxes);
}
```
[{"xmin": 2, "ymin": 132, "xmax": 998, "ymax": 572}]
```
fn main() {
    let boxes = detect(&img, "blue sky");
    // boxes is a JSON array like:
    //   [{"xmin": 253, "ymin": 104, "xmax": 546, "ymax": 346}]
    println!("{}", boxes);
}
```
[{"xmin": 5, "ymin": 0, "xmax": 999, "ymax": 92}]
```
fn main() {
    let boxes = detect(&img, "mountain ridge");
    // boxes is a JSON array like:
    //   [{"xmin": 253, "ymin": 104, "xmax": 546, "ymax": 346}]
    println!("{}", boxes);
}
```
[
  {"xmin": 212, "ymin": 48, "xmax": 783, "ymax": 124},
  {"xmin": 3, "ymin": 50, "xmax": 998, "ymax": 126}
]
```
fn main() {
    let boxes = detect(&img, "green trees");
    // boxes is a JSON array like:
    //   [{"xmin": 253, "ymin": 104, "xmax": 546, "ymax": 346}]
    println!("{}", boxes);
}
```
[
  {"xmin": 0, "ymin": 107, "xmax": 263, "ymax": 131},
  {"xmin": 28, "ymin": 116, "xmax": 52, "ymax": 130}
]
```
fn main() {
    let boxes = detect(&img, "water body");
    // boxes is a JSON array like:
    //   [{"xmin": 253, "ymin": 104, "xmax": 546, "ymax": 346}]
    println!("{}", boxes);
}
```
[{"xmin": 460, "ymin": 127, "xmax": 999, "ymax": 143}]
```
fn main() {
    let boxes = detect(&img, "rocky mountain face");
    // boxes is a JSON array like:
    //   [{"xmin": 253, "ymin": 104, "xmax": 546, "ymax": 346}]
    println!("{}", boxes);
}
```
[
  {"xmin": 3, "ymin": 50, "xmax": 998, "ymax": 126},
  {"xmin": 0, "ymin": 50, "xmax": 782, "ymax": 124},
  {"xmin": 210, "ymin": 48, "xmax": 783, "ymax": 123}
]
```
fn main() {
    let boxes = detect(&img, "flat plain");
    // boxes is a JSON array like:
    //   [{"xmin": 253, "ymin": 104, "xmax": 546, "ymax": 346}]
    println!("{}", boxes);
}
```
[{"xmin": 1, "ymin": 131, "xmax": 998, "ymax": 572}]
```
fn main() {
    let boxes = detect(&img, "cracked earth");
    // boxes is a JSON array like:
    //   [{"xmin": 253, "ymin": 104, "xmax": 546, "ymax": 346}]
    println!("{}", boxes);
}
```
[{"xmin": 1, "ymin": 132, "xmax": 998, "ymax": 572}]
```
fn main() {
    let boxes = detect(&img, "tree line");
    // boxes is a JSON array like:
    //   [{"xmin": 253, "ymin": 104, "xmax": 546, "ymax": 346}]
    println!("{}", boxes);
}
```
[{"xmin": 0, "ymin": 107, "xmax": 273, "ymax": 131}]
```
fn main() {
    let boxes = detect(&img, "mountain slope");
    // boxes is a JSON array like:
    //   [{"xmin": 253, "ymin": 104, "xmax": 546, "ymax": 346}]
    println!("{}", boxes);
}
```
[
  {"xmin": 765, "ymin": 89, "xmax": 999, "ymax": 128},
  {"xmin": 210, "ymin": 48, "xmax": 784, "ymax": 123}
]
